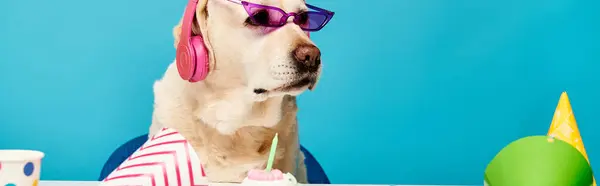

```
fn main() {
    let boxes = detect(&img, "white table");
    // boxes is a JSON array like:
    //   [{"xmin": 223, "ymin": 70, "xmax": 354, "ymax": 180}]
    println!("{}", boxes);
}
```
[{"xmin": 40, "ymin": 181, "xmax": 466, "ymax": 186}]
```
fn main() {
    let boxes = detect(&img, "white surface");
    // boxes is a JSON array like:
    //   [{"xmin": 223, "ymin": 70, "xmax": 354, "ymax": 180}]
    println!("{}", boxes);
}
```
[
  {"xmin": 40, "ymin": 181, "xmax": 467, "ymax": 186},
  {"xmin": 40, "ymin": 181, "xmax": 385, "ymax": 186}
]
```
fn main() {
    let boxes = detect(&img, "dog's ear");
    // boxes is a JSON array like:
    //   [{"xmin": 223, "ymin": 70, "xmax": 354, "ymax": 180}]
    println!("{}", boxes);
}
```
[
  {"xmin": 172, "ymin": 17, "xmax": 201, "ymax": 49},
  {"xmin": 172, "ymin": 1, "xmax": 204, "ymax": 49},
  {"xmin": 172, "ymin": 0, "xmax": 216, "ymax": 68}
]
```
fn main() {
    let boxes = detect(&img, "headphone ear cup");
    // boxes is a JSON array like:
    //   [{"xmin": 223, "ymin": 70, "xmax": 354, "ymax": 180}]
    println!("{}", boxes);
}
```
[
  {"xmin": 187, "ymin": 36, "xmax": 209, "ymax": 82},
  {"xmin": 176, "ymin": 40, "xmax": 197, "ymax": 81}
]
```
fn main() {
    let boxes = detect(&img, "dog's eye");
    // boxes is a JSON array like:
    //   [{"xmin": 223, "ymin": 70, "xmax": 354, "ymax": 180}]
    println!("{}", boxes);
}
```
[
  {"xmin": 296, "ymin": 12, "xmax": 309, "ymax": 25},
  {"xmin": 246, "ymin": 9, "xmax": 270, "ymax": 26}
]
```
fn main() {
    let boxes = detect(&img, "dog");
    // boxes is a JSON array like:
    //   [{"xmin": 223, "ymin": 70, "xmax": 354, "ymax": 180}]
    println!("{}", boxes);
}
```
[{"xmin": 148, "ymin": 0, "xmax": 330, "ymax": 183}]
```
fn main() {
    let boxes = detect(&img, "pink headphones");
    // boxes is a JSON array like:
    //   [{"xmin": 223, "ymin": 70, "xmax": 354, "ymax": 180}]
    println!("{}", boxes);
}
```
[
  {"xmin": 176, "ymin": 0, "xmax": 209, "ymax": 82},
  {"xmin": 175, "ymin": 0, "xmax": 311, "ymax": 82}
]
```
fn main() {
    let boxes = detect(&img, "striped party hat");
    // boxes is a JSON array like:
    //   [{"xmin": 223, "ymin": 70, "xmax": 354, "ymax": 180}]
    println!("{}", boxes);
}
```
[{"xmin": 100, "ymin": 128, "xmax": 208, "ymax": 186}]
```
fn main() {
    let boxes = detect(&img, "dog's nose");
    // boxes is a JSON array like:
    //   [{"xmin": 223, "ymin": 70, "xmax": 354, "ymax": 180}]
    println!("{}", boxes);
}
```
[{"xmin": 292, "ymin": 44, "xmax": 321, "ymax": 72}]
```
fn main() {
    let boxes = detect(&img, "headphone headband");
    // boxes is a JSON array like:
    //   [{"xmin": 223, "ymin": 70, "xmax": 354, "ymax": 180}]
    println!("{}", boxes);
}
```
[{"xmin": 180, "ymin": 0, "xmax": 199, "ymax": 42}]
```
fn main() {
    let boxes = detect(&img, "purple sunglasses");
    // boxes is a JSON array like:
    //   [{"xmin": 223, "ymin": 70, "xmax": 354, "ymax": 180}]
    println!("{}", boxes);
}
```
[{"xmin": 225, "ymin": 0, "xmax": 334, "ymax": 32}]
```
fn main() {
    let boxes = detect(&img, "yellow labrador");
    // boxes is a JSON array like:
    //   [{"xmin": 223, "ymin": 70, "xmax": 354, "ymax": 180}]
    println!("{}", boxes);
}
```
[{"xmin": 148, "ymin": 0, "xmax": 332, "ymax": 183}]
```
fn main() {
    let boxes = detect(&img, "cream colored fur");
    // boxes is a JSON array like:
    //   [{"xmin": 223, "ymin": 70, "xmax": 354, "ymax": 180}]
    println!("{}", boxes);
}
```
[{"xmin": 148, "ymin": 0, "xmax": 322, "ymax": 183}]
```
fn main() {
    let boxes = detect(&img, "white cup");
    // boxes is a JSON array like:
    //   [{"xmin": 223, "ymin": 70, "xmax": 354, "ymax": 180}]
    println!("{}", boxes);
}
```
[{"xmin": 0, "ymin": 150, "xmax": 45, "ymax": 186}]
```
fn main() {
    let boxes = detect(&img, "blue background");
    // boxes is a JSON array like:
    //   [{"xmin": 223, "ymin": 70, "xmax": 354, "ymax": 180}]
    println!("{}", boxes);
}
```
[{"xmin": 1, "ymin": 0, "xmax": 599, "ymax": 184}]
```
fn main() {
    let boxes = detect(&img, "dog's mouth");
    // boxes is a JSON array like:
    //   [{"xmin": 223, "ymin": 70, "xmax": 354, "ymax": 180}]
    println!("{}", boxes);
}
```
[
  {"xmin": 253, "ymin": 77, "xmax": 316, "ymax": 95},
  {"xmin": 275, "ymin": 77, "xmax": 315, "ymax": 91}
]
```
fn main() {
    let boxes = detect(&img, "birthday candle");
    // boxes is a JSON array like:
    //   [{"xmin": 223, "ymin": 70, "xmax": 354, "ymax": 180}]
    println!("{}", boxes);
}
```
[{"xmin": 266, "ymin": 133, "xmax": 279, "ymax": 172}]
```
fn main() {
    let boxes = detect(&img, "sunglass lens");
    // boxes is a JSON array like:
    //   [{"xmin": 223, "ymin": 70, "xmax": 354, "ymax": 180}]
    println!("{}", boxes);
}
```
[
  {"xmin": 296, "ymin": 12, "xmax": 328, "ymax": 30},
  {"xmin": 247, "ymin": 6, "xmax": 286, "ymax": 27}
]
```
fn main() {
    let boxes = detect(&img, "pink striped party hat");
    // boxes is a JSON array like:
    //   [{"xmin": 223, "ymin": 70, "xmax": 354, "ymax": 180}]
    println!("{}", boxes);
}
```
[{"xmin": 100, "ymin": 128, "xmax": 208, "ymax": 186}]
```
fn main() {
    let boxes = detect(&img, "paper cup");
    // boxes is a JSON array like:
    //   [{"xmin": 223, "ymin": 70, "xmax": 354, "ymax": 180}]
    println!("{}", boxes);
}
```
[{"xmin": 0, "ymin": 150, "xmax": 45, "ymax": 186}]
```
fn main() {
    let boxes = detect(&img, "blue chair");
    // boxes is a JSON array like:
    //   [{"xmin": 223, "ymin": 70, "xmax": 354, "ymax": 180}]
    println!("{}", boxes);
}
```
[{"xmin": 99, "ymin": 134, "xmax": 330, "ymax": 184}]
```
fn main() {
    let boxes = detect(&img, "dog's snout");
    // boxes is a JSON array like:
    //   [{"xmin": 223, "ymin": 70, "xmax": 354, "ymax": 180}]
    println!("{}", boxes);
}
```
[{"xmin": 292, "ymin": 44, "xmax": 321, "ymax": 72}]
